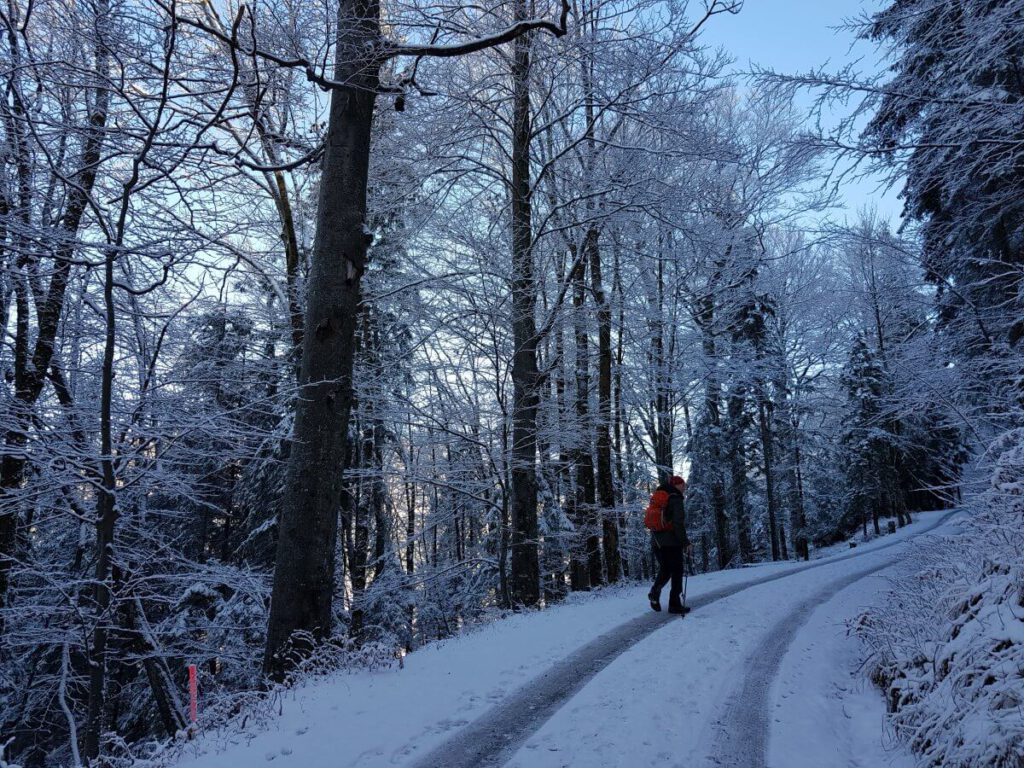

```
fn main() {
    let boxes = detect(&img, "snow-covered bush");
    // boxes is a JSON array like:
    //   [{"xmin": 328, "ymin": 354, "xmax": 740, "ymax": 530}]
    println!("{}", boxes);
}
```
[
  {"xmin": 857, "ymin": 429, "xmax": 1024, "ymax": 768},
  {"xmin": 0, "ymin": 739, "xmax": 22, "ymax": 768}
]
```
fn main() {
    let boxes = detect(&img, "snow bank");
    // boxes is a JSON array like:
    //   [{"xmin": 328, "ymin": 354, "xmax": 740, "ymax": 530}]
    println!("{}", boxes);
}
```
[{"xmin": 857, "ymin": 432, "xmax": 1024, "ymax": 768}]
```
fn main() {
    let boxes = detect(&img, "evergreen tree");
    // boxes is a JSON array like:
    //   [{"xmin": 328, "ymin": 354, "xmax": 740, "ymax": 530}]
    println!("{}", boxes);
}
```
[
  {"xmin": 863, "ymin": 0, "xmax": 1024, "ymax": 390},
  {"xmin": 839, "ymin": 335, "xmax": 892, "ymax": 536}
]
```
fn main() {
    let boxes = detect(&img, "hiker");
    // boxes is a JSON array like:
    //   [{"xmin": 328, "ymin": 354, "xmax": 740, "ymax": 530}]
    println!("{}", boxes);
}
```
[{"xmin": 645, "ymin": 474, "xmax": 691, "ymax": 614}]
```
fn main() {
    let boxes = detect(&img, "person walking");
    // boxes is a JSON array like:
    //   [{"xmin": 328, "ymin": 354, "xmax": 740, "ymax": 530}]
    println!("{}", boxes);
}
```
[{"xmin": 644, "ymin": 475, "xmax": 691, "ymax": 614}]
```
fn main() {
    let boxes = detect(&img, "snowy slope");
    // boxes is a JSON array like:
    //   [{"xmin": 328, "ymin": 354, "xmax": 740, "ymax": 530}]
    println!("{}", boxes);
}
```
[{"xmin": 168, "ymin": 511, "xmax": 953, "ymax": 768}]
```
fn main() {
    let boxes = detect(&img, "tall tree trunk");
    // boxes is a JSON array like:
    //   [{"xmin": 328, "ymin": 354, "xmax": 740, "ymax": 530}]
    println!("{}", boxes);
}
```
[
  {"xmin": 252, "ymin": 108, "xmax": 305, "ymax": 367},
  {"xmin": 539, "ymin": 436, "xmax": 567, "ymax": 604},
  {"xmin": 572, "ymin": 253, "xmax": 601, "ymax": 588},
  {"xmin": 350, "ymin": 509, "xmax": 370, "ymax": 640},
  {"xmin": 552, "ymin": 253, "xmax": 575, "ymax": 596},
  {"xmin": 507, "ymin": 10, "xmax": 540, "ymax": 606},
  {"xmin": 263, "ymin": 0, "xmax": 380, "ymax": 679},
  {"xmin": 699, "ymin": 291, "xmax": 730, "ymax": 569},
  {"xmin": 779, "ymin": 389, "xmax": 809, "ymax": 560},
  {"xmin": 539, "ymin": 263, "xmax": 566, "ymax": 603},
  {"xmin": 727, "ymin": 387, "xmax": 752, "ymax": 563},
  {"xmin": 589, "ymin": 229, "xmax": 619, "ymax": 583},
  {"xmin": 612, "ymin": 234, "xmax": 626, "ymax": 505},
  {"xmin": 405, "ymin": 444, "xmax": 416, "ymax": 576},
  {"xmin": 792, "ymin": 443, "xmax": 808, "ymax": 559},
  {"xmin": 369, "ymin": 419, "xmax": 388, "ymax": 581},
  {"xmin": 758, "ymin": 397, "xmax": 780, "ymax": 561},
  {"xmin": 557, "ymin": 277, "xmax": 586, "ymax": 592},
  {"xmin": 84, "ymin": 238, "xmax": 119, "ymax": 763},
  {"xmin": 272, "ymin": 168, "xmax": 305, "ymax": 364},
  {"xmin": 650, "ymin": 245, "xmax": 674, "ymax": 477},
  {"xmin": 872, "ymin": 486, "xmax": 882, "ymax": 536},
  {"xmin": 577, "ymin": 0, "xmax": 616, "ymax": 585},
  {"xmin": 85, "ymin": 5, "xmax": 162, "ymax": 745}
]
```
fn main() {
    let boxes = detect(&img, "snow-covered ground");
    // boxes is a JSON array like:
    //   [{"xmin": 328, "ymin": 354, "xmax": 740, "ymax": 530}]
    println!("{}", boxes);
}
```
[
  {"xmin": 170, "ymin": 511, "xmax": 955, "ymax": 768},
  {"xmin": 769, "ymin": 570, "xmax": 913, "ymax": 768},
  {"xmin": 499, "ymin": 518, "xmax": 955, "ymax": 768}
]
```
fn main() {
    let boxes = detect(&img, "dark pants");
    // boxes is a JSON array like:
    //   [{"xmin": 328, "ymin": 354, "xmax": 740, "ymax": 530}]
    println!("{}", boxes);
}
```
[{"xmin": 651, "ymin": 545, "xmax": 685, "ymax": 608}]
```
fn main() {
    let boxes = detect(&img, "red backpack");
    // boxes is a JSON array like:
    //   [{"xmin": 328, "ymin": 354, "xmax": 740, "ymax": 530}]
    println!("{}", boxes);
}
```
[{"xmin": 644, "ymin": 489, "xmax": 675, "ymax": 532}]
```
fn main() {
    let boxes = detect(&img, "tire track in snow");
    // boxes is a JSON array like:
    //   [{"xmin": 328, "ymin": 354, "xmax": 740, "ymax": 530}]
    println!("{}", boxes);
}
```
[
  {"xmin": 706, "ymin": 556, "xmax": 899, "ymax": 768},
  {"xmin": 408, "ymin": 511, "xmax": 958, "ymax": 768}
]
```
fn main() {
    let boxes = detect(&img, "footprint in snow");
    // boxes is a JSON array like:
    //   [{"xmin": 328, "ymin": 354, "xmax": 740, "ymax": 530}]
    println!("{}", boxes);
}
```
[{"xmin": 434, "ymin": 718, "xmax": 469, "ymax": 733}]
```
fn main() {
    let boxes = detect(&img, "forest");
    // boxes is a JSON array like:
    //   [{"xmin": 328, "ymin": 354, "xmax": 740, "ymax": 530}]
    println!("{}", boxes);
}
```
[{"xmin": 1, "ymin": 0, "xmax": 1020, "ymax": 766}]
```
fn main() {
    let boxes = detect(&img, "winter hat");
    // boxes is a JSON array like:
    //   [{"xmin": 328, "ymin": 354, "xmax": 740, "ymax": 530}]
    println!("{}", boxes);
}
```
[{"xmin": 670, "ymin": 475, "xmax": 686, "ymax": 488}]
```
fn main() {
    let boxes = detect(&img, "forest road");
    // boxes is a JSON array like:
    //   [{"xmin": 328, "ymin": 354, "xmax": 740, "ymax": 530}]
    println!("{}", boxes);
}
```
[{"xmin": 408, "ymin": 511, "xmax": 958, "ymax": 768}]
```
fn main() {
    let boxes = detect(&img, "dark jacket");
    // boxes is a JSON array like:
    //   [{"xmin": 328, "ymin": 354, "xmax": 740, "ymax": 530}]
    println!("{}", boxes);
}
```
[{"xmin": 652, "ymin": 482, "xmax": 689, "ymax": 549}]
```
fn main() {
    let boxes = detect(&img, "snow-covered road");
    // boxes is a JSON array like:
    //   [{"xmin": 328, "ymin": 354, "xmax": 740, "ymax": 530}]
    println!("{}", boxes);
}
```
[
  {"xmin": 173, "ymin": 511, "xmax": 957, "ymax": 768},
  {"xmin": 709, "ymin": 555, "xmax": 905, "ymax": 768},
  {"xmin": 494, "ymin": 513, "xmax": 957, "ymax": 768}
]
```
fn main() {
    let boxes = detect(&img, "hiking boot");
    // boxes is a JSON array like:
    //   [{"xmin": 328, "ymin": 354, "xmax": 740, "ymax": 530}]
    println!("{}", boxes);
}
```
[
  {"xmin": 648, "ymin": 591, "xmax": 662, "ymax": 612},
  {"xmin": 668, "ymin": 604, "xmax": 689, "ymax": 615}
]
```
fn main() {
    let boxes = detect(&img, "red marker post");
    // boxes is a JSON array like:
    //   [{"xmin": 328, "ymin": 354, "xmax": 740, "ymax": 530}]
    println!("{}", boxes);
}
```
[{"xmin": 188, "ymin": 664, "xmax": 198, "ymax": 725}]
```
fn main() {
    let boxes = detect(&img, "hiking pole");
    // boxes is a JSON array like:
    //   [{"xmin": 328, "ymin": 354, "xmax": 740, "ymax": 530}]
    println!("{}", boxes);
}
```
[
  {"xmin": 681, "ymin": 551, "xmax": 689, "ymax": 614},
  {"xmin": 682, "ymin": 551, "xmax": 694, "ymax": 615}
]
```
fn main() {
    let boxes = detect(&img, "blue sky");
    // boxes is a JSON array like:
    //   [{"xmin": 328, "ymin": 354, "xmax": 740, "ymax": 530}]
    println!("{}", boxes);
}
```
[{"xmin": 698, "ymin": 0, "xmax": 904, "ymax": 222}]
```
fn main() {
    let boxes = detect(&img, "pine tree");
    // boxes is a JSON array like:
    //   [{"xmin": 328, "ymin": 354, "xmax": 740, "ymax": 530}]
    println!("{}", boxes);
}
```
[
  {"xmin": 839, "ymin": 336, "xmax": 893, "ymax": 536},
  {"xmin": 864, "ymin": 0, "xmax": 1024, "ymax": 365}
]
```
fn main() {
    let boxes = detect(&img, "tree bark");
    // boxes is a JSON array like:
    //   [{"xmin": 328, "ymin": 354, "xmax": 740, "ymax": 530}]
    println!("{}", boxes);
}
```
[
  {"xmin": 347, "ymin": 424, "xmax": 370, "ymax": 639},
  {"xmin": 252, "ymin": 109, "xmax": 304, "ymax": 366},
  {"xmin": 572, "ymin": 253, "xmax": 600, "ymax": 588},
  {"xmin": 791, "ymin": 440, "xmax": 809, "ymax": 559},
  {"xmin": 273, "ymin": 168, "xmax": 305, "ymax": 362},
  {"xmin": 699, "ymin": 289, "xmax": 730, "ymax": 570},
  {"xmin": 556, "ymin": 264, "xmax": 586, "ymax": 592},
  {"xmin": 84, "ymin": 241, "xmax": 119, "ymax": 762},
  {"xmin": 612, "ymin": 235, "xmax": 627, "ymax": 504},
  {"xmin": 507, "ymin": 7, "xmax": 541, "ymax": 606},
  {"xmin": 758, "ymin": 397, "xmax": 780, "ymax": 561},
  {"xmin": 405, "ymin": 452, "xmax": 416, "ymax": 576},
  {"xmin": 727, "ymin": 386, "xmax": 752, "ymax": 563},
  {"xmin": 650, "ymin": 251, "xmax": 673, "ymax": 477},
  {"xmin": 263, "ymin": 0, "xmax": 379, "ymax": 680},
  {"xmin": 589, "ymin": 229, "xmax": 619, "ymax": 583}
]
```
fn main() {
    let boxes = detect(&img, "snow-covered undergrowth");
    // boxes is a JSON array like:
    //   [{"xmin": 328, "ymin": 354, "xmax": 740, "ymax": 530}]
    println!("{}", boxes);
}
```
[
  {"xmin": 1, "ymin": 738, "xmax": 22, "ymax": 768},
  {"xmin": 125, "ymin": 634, "xmax": 406, "ymax": 768},
  {"xmin": 857, "ymin": 431, "xmax": 1024, "ymax": 768}
]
